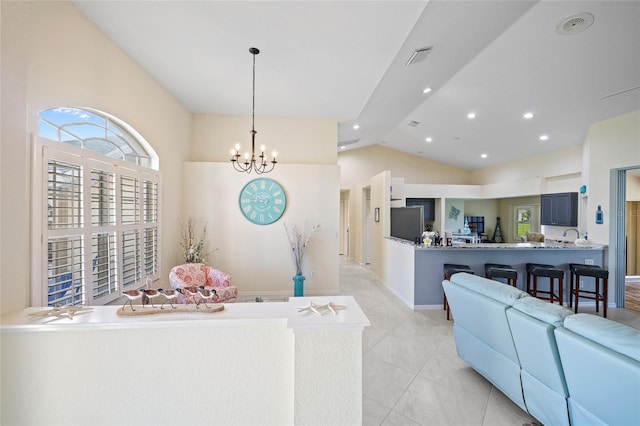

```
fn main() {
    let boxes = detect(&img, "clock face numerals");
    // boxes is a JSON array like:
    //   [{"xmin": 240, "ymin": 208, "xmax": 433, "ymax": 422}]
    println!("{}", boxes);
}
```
[{"xmin": 239, "ymin": 178, "xmax": 287, "ymax": 225}]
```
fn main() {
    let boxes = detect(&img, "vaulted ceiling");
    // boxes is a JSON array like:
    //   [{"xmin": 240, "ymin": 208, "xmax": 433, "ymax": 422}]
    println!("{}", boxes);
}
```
[{"xmin": 72, "ymin": 1, "xmax": 640, "ymax": 170}]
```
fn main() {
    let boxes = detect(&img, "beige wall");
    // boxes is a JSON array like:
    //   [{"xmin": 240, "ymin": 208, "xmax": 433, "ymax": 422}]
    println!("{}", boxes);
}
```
[
  {"xmin": 471, "ymin": 145, "xmax": 583, "ymax": 185},
  {"xmin": 338, "ymin": 145, "xmax": 472, "ymax": 263},
  {"xmin": 191, "ymin": 114, "xmax": 337, "ymax": 164},
  {"xmin": 1, "ymin": 1, "xmax": 30, "ymax": 315},
  {"xmin": 585, "ymin": 110, "xmax": 640, "ymax": 245},
  {"xmin": 182, "ymin": 162, "xmax": 340, "ymax": 296},
  {"xmin": 1, "ymin": 1, "xmax": 191, "ymax": 315},
  {"xmin": 188, "ymin": 114, "xmax": 340, "ymax": 296},
  {"xmin": 338, "ymin": 144, "xmax": 472, "ymax": 190}
]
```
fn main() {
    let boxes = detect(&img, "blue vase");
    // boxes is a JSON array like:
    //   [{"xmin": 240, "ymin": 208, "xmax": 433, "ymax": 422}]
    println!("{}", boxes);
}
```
[{"xmin": 293, "ymin": 273, "xmax": 305, "ymax": 297}]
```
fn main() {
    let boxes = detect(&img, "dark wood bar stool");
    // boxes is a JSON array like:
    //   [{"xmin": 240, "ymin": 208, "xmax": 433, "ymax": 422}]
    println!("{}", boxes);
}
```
[
  {"xmin": 527, "ymin": 264, "xmax": 564, "ymax": 304},
  {"xmin": 526, "ymin": 263, "xmax": 554, "ymax": 294},
  {"xmin": 568, "ymin": 263, "xmax": 601, "ymax": 307},
  {"xmin": 485, "ymin": 263, "xmax": 518, "ymax": 287},
  {"xmin": 443, "ymin": 263, "xmax": 474, "ymax": 320},
  {"xmin": 573, "ymin": 266, "xmax": 609, "ymax": 317}
]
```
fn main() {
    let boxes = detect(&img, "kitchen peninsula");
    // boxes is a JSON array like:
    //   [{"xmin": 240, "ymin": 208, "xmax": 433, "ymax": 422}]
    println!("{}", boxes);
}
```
[{"xmin": 383, "ymin": 237, "xmax": 606, "ymax": 309}]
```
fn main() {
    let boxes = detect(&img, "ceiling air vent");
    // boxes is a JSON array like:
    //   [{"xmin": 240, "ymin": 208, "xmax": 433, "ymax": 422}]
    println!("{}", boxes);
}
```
[
  {"xmin": 408, "ymin": 120, "xmax": 420, "ymax": 127},
  {"xmin": 337, "ymin": 138, "xmax": 360, "ymax": 148},
  {"xmin": 556, "ymin": 12, "xmax": 594, "ymax": 35},
  {"xmin": 406, "ymin": 47, "xmax": 433, "ymax": 65}
]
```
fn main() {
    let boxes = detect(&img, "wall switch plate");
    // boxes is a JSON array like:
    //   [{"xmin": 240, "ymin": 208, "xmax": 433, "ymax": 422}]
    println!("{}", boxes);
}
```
[{"xmin": 585, "ymin": 259, "xmax": 594, "ymax": 265}]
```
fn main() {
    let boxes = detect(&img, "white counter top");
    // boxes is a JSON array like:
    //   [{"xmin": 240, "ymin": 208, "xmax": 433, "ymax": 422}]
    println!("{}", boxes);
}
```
[{"xmin": 1, "ymin": 295, "xmax": 370, "ymax": 332}]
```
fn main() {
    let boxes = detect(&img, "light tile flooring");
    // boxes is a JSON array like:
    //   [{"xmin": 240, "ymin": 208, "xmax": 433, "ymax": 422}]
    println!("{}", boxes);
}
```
[{"xmin": 338, "ymin": 257, "xmax": 640, "ymax": 426}]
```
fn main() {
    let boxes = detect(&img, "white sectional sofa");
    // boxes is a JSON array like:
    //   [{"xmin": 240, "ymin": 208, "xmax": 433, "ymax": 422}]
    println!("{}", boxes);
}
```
[{"xmin": 442, "ymin": 272, "xmax": 640, "ymax": 426}]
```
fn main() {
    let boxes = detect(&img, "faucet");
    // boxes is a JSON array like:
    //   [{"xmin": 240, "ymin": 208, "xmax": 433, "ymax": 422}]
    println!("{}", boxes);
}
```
[{"xmin": 563, "ymin": 228, "xmax": 580, "ymax": 239}]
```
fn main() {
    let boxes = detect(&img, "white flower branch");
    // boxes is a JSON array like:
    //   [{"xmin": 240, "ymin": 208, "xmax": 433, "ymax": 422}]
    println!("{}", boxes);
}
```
[{"xmin": 284, "ymin": 223, "xmax": 319, "ymax": 275}]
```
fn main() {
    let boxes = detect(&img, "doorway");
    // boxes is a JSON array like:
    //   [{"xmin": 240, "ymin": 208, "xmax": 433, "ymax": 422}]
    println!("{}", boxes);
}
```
[
  {"xmin": 339, "ymin": 190, "xmax": 350, "ymax": 257},
  {"xmin": 625, "ymin": 170, "xmax": 640, "ymax": 312},
  {"xmin": 613, "ymin": 166, "xmax": 640, "ymax": 312},
  {"xmin": 363, "ymin": 187, "xmax": 371, "ymax": 265}
]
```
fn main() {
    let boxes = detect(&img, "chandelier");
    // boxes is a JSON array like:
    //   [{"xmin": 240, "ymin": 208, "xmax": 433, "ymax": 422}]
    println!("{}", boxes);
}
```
[{"xmin": 230, "ymin": 47, "xmax": 277, "ymax": 174}]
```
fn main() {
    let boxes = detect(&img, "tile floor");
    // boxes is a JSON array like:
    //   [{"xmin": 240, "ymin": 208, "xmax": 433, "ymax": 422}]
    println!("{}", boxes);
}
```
[{"xmin": 338, "ymin": 257, "xmax": 640, "ymax": 426}]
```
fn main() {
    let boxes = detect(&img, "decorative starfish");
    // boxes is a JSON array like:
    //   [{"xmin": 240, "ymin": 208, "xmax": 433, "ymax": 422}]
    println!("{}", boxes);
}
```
[
  {"xmin": 296, "ymin": 301, "xmax": 347, "ymax": 316},
  {"xmin": 28, "ymin": 306, "xmax": 93, "ymax": 320},
  {"xmin": 296, "ymin": 301, "xmax": 323, "ymax": 316}
]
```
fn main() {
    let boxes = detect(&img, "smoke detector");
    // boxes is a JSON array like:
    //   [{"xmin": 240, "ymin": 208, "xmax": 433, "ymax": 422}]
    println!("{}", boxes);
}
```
[
  {"xmin": 556, "ymin": 12, "xmax": 594, "ymax": 35},
  {"xmin": 408, "ymin": 120, "xmax": 420, "ymax": 127}
]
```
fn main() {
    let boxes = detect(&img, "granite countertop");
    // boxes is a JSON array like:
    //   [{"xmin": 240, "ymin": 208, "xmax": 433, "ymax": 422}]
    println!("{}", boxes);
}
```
[{"xmin": 387, "ymin": 237, "xmax": 605, "ymax": 250}]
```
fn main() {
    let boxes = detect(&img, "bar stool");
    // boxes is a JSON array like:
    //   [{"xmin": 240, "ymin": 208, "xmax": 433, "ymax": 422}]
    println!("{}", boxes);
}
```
[
  {"xmin": 526, "ymin": 263, "xmax": 554, "ymax": 294},
  {"xmin": 568, "ymin": 263, "xmax": 601, "ymax": 307},
  {"xmin": 573, "ymin": 266, "xmax": 609, "ymax": 317},
  {"xmin": 485, "ymin": 263, "xmax": 518, "ymax": 287},
  {"xmin": 443, "ymin": 264, "xmax": 474, "ymax": 320},
  {"xmin": 527, "ymin": 263, "xmax": 564, "ymax": 304}
]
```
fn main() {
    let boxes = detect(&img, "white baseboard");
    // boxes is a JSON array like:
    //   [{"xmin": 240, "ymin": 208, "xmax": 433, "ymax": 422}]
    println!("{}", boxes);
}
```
[{"xmin": 413, "ymin": 305, "xmax": 443, "ymax": 310}]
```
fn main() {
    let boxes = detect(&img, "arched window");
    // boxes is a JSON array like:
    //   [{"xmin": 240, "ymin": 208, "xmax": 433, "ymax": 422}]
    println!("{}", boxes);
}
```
[
  {"xmin": 38, "ymin": 107, "xmax": 158, "ymax": 169},
  {"xmin": 34, "ymin": 107, "xmax": 161, "ymax": 307}
]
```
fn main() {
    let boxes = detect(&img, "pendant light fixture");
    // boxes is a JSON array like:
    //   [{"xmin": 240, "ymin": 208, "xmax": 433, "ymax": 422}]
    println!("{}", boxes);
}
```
[{"xmin": 230, "ymin": 47, "xmax": 277, "ymax": 174}]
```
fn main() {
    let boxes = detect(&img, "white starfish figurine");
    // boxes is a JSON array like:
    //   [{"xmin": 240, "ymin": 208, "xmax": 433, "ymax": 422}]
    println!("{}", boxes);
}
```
[
  {"xmin": 296, "ymin": 301, "xmax": 323, "ymax": 316},
  {"xmin": 28, "ymin": 306, "xmax": 93, "ymax": 320},
  {"xmin": 296, "ymin": 301, "xmax": 347, "ymax": 316}
]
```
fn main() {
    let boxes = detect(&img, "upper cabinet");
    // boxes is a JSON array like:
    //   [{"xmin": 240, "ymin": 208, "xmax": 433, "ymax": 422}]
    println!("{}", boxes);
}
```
[
  {"xmin": 406, "ymin": 198, "xmax": 435, "ymax": 221},
  {"xmin": 541, "ymin": 192, "xmax": 578, "ymax": 226}
]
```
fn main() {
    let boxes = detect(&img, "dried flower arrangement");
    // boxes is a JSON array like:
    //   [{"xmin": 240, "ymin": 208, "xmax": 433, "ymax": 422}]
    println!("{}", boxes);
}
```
[
  {"xmin": 179, "ymin": 217, "xmax": 216, "ymax": 264},
  {"xmin": 284, "ymin": 223, "xmax": 319, "ymax": 275}
]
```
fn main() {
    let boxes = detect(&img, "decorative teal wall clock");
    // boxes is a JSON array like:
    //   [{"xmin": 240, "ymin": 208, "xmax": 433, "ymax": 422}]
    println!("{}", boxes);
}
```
[{"xmin": 239, "ymin": 178, "xmax": 287, "ymax": 225}]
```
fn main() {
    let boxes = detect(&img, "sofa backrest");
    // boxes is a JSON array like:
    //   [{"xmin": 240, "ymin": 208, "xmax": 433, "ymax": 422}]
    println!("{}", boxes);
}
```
[
  {"xmin": 169, "ymin": 263, "xmax": 208, "ymax": 287},
  {"xmin": 169, "ymin": 263, "xmax": 232, "ymax": 289},
  {"xmin": 507, "ymin": 297, "xmax": 574, "ymax": 426},
  {"xmin": 508, "ymin": 297, "xmax": 574, "ymax": 394},
  {"xmin": 444, "ymin": 273, "xmax": 529, "ymax": 364},
  {"xmin": 554, "ymin": 314, "xmax": 640, "ymax": 425}
]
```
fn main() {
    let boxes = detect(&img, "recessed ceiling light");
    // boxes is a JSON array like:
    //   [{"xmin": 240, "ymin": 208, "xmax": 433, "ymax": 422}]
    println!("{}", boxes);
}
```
[
  {"xmin": 340, "ymin": 146, "xmax": 346, "ymax": 150},
  {"xmin": 481, "ymin": 153, "xmax": 488, "ymax": 158},
  {"xmin": 422, "ymin": 87, "xmax": 432, "ymax": 94},
  {"xmin": 353, "ymin": 124, "xmax": 360, "ymax": 130},
  {"xmin": 539, "ymin": 134, "xmax": 549, "ymax": 141},
  {"xmin": 467, "ymin": 112, "xmax": 476, "ymax": 119},
  {"xmin": 523, "ymin": 112, "xmax": 534, "ymax": 119},
  {"xmin": 426, "ymin": 137, "xmax": 432, "ymax": 142}
]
